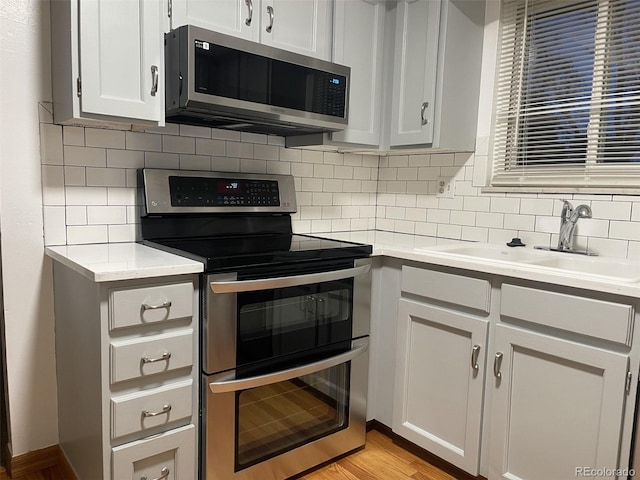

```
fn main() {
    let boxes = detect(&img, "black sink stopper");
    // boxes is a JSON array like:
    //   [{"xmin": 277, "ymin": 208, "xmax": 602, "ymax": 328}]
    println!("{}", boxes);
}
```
[{"xmin": 506, "ymin": 237, "xmax": 526, "ymax": 247}]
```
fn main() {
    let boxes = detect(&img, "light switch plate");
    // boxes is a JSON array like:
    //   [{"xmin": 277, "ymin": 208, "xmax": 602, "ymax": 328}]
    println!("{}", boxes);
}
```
[{"xmin": 436, "ymin": 177, "xmax": 455, "ymax": 198}]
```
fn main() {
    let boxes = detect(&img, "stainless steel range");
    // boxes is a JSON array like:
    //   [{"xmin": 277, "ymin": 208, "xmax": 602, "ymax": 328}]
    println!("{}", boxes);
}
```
[{"xmin": 139, "ymin": 169, "xmax": 372, "ymax": 480}]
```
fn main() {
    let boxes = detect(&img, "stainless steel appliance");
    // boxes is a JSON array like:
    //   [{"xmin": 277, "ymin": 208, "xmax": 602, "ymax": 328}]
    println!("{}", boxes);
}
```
[
  {"xmin": 139, "ymin": 169, "xmax": 372, "ymax": 480},
  {"xmin": 165, "ymin": 25, "xmax": 350, "ymax": 137}
]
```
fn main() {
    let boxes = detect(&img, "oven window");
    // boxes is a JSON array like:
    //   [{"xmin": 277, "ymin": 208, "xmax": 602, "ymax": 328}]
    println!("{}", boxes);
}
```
[
  {"xmin": 236, "ymin": 279, "xmax": 353, "ymax": 367},
  {"xmin": 235, "ymin": 362, "xmax": 350, "ymax": 471}
]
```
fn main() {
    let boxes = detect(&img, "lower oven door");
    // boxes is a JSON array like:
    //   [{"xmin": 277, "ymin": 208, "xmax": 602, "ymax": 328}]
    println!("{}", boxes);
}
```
[{"xmin": 202, "ymin": 336, "xmax": 369, "ymax": 480}]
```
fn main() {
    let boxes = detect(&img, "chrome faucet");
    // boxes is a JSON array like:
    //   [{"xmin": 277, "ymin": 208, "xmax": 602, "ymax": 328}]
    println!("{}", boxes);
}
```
[{"xmin": 557, "ymin": 200, "xmax": 592, "ymax": 251}]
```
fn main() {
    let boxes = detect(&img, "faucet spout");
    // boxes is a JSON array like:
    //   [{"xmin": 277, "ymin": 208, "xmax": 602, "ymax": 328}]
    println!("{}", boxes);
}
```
[{"xmin": 557, "ymin": 201, "xmax": 591, "ymax": 251}]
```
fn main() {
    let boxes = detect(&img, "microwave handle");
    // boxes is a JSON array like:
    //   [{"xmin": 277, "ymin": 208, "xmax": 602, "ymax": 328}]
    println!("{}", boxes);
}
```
[
  {"xmin": 209, "ymin": 338, "xmax": 368, "ymax": 394},
  {"xmin": 209, "ymin": 263, "xmax": 370, "ymax": 294}
]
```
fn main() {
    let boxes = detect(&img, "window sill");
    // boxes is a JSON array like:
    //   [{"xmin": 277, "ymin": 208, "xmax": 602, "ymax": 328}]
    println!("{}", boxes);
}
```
[{"xmin": 482, "ymin": 186, "xmax": 640, "ymax": 195}]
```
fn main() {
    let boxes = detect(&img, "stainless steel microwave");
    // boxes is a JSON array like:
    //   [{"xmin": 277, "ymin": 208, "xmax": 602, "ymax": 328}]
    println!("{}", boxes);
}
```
[{"xmin": 165, "ymin": 25, "xmax": 350, "ymax": 137}]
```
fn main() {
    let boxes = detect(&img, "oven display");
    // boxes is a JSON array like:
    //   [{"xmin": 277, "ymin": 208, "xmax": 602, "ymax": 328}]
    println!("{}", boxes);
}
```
[{"xmin": 169, "ymin": 176, "xmax": 279, "ymax": 207}]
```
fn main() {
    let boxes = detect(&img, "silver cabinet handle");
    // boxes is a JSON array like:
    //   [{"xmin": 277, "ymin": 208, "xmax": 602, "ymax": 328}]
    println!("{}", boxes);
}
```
[
  {"xmin": 141, "ymin": 352, "xmax": 171, "ymax": 364},
  {"xmin": 210, "ymin": 264, "xmax": 370, "ymax": 294},
  {"xmin": 471, "ymin": 345, "xmax": 480, "ymax": 371},
  {"xmin": 266, "ymin": 5, "xmax": 274, "ymax": 33},
  {"xmin": 421, "ymin": 101, "xmax": 429, "ymax": 125},
  {"xmin": 141, "ymin": 467, "xmax": 170, "ymax": 480},
  {"xmin": 245, "ymin": 0, "xmax": 253, "ymax": 26},
  {"xmin": 141, "ymin": 300, "xmax": 172, "ymax": 311},
  {"xmin": 210, "ymin": 338, "xmax": 368, "ymax": 393},
  {"xmin": 494, "ymin": 352, "xmax": 503, "ymax": 378},
  {"xmin": 142, "ymin": 404, "xmax": 172, "ymax": 418},
  {"xmin": 150, "ymin": 65, "xmax": 159, "ymax": 97}
]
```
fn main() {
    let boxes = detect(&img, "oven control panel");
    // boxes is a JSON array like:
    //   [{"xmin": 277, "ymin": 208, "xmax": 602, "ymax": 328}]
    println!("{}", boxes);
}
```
[{"xmin": 169, "ymin": 176, "xmax": 280, "ymax": 207}]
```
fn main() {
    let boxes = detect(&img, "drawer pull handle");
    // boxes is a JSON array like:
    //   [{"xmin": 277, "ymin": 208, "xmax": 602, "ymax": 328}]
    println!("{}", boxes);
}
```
[
  {"xmin": 494, "ymin": 352, "xmax": 503, "ymax": 378},
  {"xmin": 141, "ymin": 467, "xmax": 170, "ymax": 480},
  {"xmin": 142, "ymin": 404, "xmax": 172, "ymax": 418},
  {"xmin": 471, "ymin": 345, "xmax": 480, "ymax": 371},
  {"xmin": 141, "ymin": 352, "xmax": 172, "ymax": 364},
  {"xmin": 141, "ymin": 300, "xmax": 172, "ymax": 311}
]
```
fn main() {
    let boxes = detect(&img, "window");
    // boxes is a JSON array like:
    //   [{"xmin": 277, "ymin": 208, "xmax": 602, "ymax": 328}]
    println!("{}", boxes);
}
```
[{"xmin": 491, "ymin": 0, "xmax": 640, "ymax": 190}]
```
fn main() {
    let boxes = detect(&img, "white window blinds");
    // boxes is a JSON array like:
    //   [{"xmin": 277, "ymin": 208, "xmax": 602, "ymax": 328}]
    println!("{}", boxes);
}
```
[{"xmin": 491, "ymin": 0, "xmax": 640, "ymax": 190}]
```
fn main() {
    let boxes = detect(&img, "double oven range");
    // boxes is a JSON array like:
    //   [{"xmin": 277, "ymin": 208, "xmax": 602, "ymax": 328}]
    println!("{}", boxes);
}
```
[{"xmin": 140, "ymin": 169, "xmax": 372, "ymax": 480}]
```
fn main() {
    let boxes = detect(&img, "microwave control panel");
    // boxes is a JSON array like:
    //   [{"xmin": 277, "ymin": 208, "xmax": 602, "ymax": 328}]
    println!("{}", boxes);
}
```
[{"xmin": 169, "ymin": 176, "xmax": 280, "ymax": 207}]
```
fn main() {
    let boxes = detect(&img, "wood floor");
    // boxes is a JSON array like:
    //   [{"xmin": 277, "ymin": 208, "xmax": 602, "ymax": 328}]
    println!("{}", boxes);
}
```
[{"xmin": 0, "ymin": 430, "xmax": 457, "ymax": 480}]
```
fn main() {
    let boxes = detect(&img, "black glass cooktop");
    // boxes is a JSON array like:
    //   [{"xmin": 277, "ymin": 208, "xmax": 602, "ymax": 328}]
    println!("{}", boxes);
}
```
[{"xmin": 143, "ymin": 233, "xmax": 372, "ymax": 272}]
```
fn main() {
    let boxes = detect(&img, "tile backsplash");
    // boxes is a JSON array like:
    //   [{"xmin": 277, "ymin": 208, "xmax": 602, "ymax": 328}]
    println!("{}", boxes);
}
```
[{"xmin": 39, "ymin": 103, "xmax": 640, "ymax": 259}]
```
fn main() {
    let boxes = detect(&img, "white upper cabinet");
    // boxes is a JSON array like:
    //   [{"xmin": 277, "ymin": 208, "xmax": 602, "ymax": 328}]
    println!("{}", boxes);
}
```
[
  {"xmin": 171, "ymin": 0, "xmax": 333, "ymax": 60},
  {"xmin": 389, "ymin": 0, "xmax": 485, "ymax": 150},
  {"xmin": 330, "ymin": 0, "xmax": 385, "ymax": 146},
  {"xmin": 171, "ymin": 0, "xmax": 259, "ymax": 42},
  {"xmin": 51, "ymin": 0, "xmax": 165, "ymax": 126}
]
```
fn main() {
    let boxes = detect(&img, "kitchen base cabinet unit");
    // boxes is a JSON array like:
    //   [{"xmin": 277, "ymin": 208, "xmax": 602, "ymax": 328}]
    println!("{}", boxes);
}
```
[
  {"xmin": 51, "ymin": 261, "xmax": 199, "ymax": 480},
  {"xmin": 489, "ymin": 324, "xmax": 628, "ymax": 480}
]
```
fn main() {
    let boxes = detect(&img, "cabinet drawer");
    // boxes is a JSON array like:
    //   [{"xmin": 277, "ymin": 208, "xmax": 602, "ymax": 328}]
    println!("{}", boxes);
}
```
[
  {"xmin": 110, "ymin": 282, "xmax": 193, "ymax": 330},
  {"xmin": 110, "ymin": 329, "xmax": 194, "ymax": 384},
  {"xmin": 111, "ymin": 380, "xmax": 193, "ymax": 439},
  {"xmin": 112, "ymin": 424, "xmax": 196, "ymax": 480},
  {"xmin": 501, "ymin": 283, "xmax": 634, "ymax": 346},
  {"xmin": 401, "ymin": 266, "xmax": 491, "ymax": 313}
]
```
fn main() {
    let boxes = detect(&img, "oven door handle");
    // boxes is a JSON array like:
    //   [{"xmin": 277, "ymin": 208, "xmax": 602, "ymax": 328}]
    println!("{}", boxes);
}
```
[
  {"xmin": 209, "ymin": 263, "xmax": 371, "ymax": 294},
  {"xmin": 208, "ymin": 338, "xmax": 369, "ymax": 394}
]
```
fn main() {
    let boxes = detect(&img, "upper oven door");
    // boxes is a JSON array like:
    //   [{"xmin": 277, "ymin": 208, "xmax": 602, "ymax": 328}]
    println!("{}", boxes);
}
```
[{"xmin": 203, "ymin": 258, "xmax": 371, "ymax": 375}]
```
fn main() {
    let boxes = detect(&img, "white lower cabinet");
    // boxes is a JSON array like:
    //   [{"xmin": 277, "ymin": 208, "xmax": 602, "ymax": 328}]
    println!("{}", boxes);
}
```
[
  {"xmin": 489, "ymin": 324, "xmax": 629, "ymax": 480},
  {"xmin": 52, "ymin": 263, "xmax": 198, "ymax": 480},
  {"xmin": 393, "ymin": 297, "xmax": 488, "ymax": 475}
]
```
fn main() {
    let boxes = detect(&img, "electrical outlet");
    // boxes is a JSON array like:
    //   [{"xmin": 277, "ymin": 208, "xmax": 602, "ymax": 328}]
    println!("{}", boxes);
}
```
[{"xmin": 436, "ymin": 177, "xmax": 455, "ymax": 198}]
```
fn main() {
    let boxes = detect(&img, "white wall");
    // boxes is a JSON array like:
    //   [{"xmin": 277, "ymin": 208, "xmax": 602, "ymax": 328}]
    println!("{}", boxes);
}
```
[{"xmin": 0, "ymin": 0, "xmax": 59, "ymax": 456}]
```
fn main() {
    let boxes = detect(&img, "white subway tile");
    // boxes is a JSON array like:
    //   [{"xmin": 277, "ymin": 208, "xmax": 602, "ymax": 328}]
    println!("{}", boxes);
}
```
[
  {"xmin": 627, "ymin": 241, "xmax": 640, "ymax": 259},
  {"xmin": 504, "ymin": 214, "xmax": 535, "ymax": 231},
  {"xmin": 322, "ymin": 206, "xmax": 341, "ymax": 219},
  {"xmin": 241, "ymin": 132, "xmax": 268, "ymax": 144},
  {"xmin": 64, "ymin": 146, "xmax": 106, "ymax": 167},
  {"xmin": 63, "ymin": 126, "xmax": 85, "ymax": 146},
  {"xmin": 226, "ymin": 141, "xmax": 253, "ymax": 158},
  {"xmin": 397, "ymin": 168, "xmax": 418, "ymax": 181},
  {"xmin": 211, "ymin": 156, "xmax": 240, "ymax": 172},
  {"xmin": 240, "ymin": 158, "xmax": 267, "ymax": 173},
  {"xmin": 311, "ymin": 219, "xmax": 332, "ymax": 232},
  {"xmin": 520, "ymin": 232, "xmax": 552, "ymax": 247},
  {"xmin": 379, "ymin": 168, "xmax": 398, "ymax": 181},
  {"xmin": 386, "ymin": 181, "xmax": 407, "ymax": 193},
  {"xmin": 417, "ymin": 166, "xmax": 440, "ymax": 180},
  {"xmin": 438, "ymin": 197, "xmax": 464, "ymax": 210},
  {"xmin": 85, "ymin": 128, "xmax": 125, "ymax": 149},
  {"xmin": 430, "ymin": 154, "xmax": 455, "ymax": 166},
  {"xmin": 144, "ymin": 152, "xmax": 180, "ymax": 169},
  {"xmin": 179, "ymin": 155, "xmax": 211, "ymax": 171},
  {"xmin": 342, "ymin": 206, "xmax": 360, "ymax": 218},
  {"xmin": 267, "ymin": 161, "xmax": 291, "ymax": 175},
  {"xmin": 415, "ymin": 222, "xmax": 437, "ymax": 237},
  {"xmin": 301, "ymin": 178, "xmax": 323, "ymax": 191},
  {"xmin": 455, "ymin": 152, "xmax": 473, "ymax": 166},
  {"xmin": 333, "ymin": 193, "xmax": 353, "ymax": 205},
  {"xmin": 395, "ymin": 220, "xmax": 416, "ymax": 234},
  {"xmin": 362, "ymin": 155, "xmax": 379, "ymax": 169},
  {"xmin": 179, "ymin": 124, "xmax": 211, "ymax": 138},
  {"xmin": 323, "ymin": 152, "xmax": 343, "ymax": 165},
  {"xmin": 361, "ymin": 180, "xmax": 378, "ymax": 193},
  {"xmin": 322, "ymin": 179, "xmax": 343, "ymax": 192},
  {"xmin": 408, "ymin": 154, "xmax": 430, "ymax": 167},
  {"xmin": 331, "ymin": 219, "xmax": 351, "ymax": 232},
  {"xmin": 106, "ymin": 149, "xmax": 144, "ymax": 169},
  {"xmin": 300, "ymin": 206, "xmax": 322, "ymax": 220},
  {"xmin": 376, "ymin": 218, "xmax": 395, "ymax": 231},
  {"xmin": 574, "ymin": 218, "xmax": 609, "ymax": 238},
  {"xmin": 163, "ymin": 135, "xmax": 195, "ymax": 154},
  {"xmin": 280, "ymin": 147, "xmax": 302, "ymax": 162},
  {"xmin": 389, "ymin": 155, "xmax": 409, "ymax": 168},
  {"xmin": 126, "ymin": 169, "xmax": 138, "ymax": 187},
  {"xmin": 406, "ymin": 181, "xmax": 430, "ymax": 194},
  {"xmin": 427, "ymin": 209, "xmax": 450, "ymax": 223},
  {"xmin": 520, "ymin": 198, "xmax": 554, "ymax": 216},
  {"xmin": 312, "ymin": 192, "xmax": 333, "ymax": 206},
  {"xmin": 291, "ymin": 162, "xmax": 314, "ymax": 177},
  {"xmin": 461, "ymin": 226, "xmax": 488, "ymax": 242},
  {"xmin": 87, "ymin": 206, "xmax": 127, "ymax": 224},
  {"xmin": 127, "ymin": 206, "xmax": 141, "ymax": 224},
  {"xmin": 586, "ymin": 237, "xmax": 628, "ymax": 258},
  {"xmin": 343, "ymin": 153, "xmax": 363, "ymax": 166},
  {"xmin": 253, "ymin": 144, "xmax": 279, "ymax": 161},
  {"xmin": 590, "ymin": 200, "xmax": 631, "ymax": 221},
  {"xmin": 39, "ymin": 102, "xmax": 54, "ymax": 123},
  {"xmin": 455, "ymin": 181, "xmax": 478, "ymax": 197},
  {"xmin": 144, "ymin": 123, "xmax": 180, "ymax": 135},
  {"xmin": 126, "ymin": 131, "xmax": 162, "ymax": 151},
  {"xmin": 488, "ymin": 228, "xmax": 518, "ymax": 244},
  {"xmin": 476, "ymin": 212, "xmax": 504, "ymax": 228},
  {"xmin": 463, "ymin": 195, "xmax": 491, "ymax": 212},
  {"xmin": 405, "ymin": 208, "xmax": 427, "ymax": 222},
  {"xmin": 334, "ymin": 166, "xmax": 354, "ymax": 179},
  {"xmin": 490, "ymin": 197, "xmax": 520, "ymax": 214},
  {"xmin": 314, "ymin": 164, "xmax": 334, "ymax": 178},
  {"xmin": 40, "ymin": 123, "xmax": 63, "ymax": 165},
  {"xmin": 416, "ymin": 195, "xmax": 439, "ymax": 208},
  {"xmin": 438, "ymin": 224, "xmax": 462, "ymax": 239},
  {"xmin": 535, "ymin": 215, "xmax": 560, "ymax": 234},
  {"xmin": 66, "ymin": 187, "xmax": 107, "ymax": 205},
  {"xmin": 301, "ymin": 149, "xmax": 324, "ymax": 163},
  {"xmin": 64, "ymin": 166, "xmax": 86, "ymax": 186},
  {"xmin": 211, "ymin": 128, "xmax": 241, "ymax": 141},
  {"xmin": 196, "ymin": 138, "xmax": 225, "ymax": 156},
  {"xmin": 353, "ymin": 167, "xmax": 372, "ymax": 180},
  {"xmin": 43, "ymin": 206, "xmax": 67, "ymax": 246},
  {"xmin": 107, "ymin": 187, "xmax": 137, "ymax": 206},
  {"xmin": 396, "ymin": 195, "xmax": 417, "ymax": 208},
  {"xmin": 386, "ymin": 207, "xmax": 405, "ymax": 220},
  {"xmin": 450, "ymin": 210, "xmax": 476, "ymax": 226},
  {"xmin": 66, "ymin": 225, "xmax": 108, "ymax": 244},
  {"xmin": 109, "ymin": 224, "xmax": 138, "ymax": 243},
  {"xmin": 86, "ymin": 167, "xmax": 126, "ymax": 187},
  {"xmin": 268, "ymin": 135, "xmax": 286, "ymax": 146},
  {"xmin": 610, "ymin": 221, "xmax": 640, "ymax": 241},
  {"xmin": 66, "ymin": 206, "xmax": 87, "ymax": 225},
  {"xmin": 42, "ymin": 165, "xmax": 65, "ymax": 206},
  {"xmin": 351, "ymin": 218, "xmax": 370, "ymax": 230}
]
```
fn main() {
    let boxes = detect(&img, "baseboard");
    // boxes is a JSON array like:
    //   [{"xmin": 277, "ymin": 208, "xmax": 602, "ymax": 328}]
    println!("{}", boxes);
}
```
[
  {"xmin": 5, "ymin": 444, "xmax": 77, "ymax": 480},
  {"xmin": 7, "ymin": 444, "xmax": 59, "ymax": 478},
  {"xmin": 366, "ymin": 419, "xmax": 485, "ymax": 480}
]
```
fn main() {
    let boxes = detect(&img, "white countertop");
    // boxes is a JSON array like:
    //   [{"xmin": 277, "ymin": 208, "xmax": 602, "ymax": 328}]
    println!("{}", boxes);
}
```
[
  {"xmin": 322, "ymin": 230, "xmax": 640, "ymax": 299},
  {"xmin": 45, "ymin": 232, "xmax": 640, "ymax": 298},
  {"xmin": 45, "ymin": 243, "xmax": 203, "ymax": 282}
]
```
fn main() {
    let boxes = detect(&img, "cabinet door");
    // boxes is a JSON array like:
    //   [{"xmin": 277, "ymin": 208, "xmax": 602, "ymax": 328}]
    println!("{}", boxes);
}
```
[
  {"xmin": 490, "ymin": 324, "xmax": 628, "ymax": 480},
  {"xmin": 79, "ymin": 0, "xmax": 164, "ymax": 123},
  {"xmin": 389, "ymin": 0, "xmax": 440, "ymax": 146},
  {"xmin": 331, "ymin": 0, "xmax": 385, "ymax": 146},
  {"xmin": 171, "ymin": 0, "xmax": 259, "ymax": 42},
  {"xmin": 259, "ymin": 0, "xmax": 332, "ymax": 60},
  {"xmin": 393, "ymin": 299, "xmax": 488, "ymax": 475}
]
